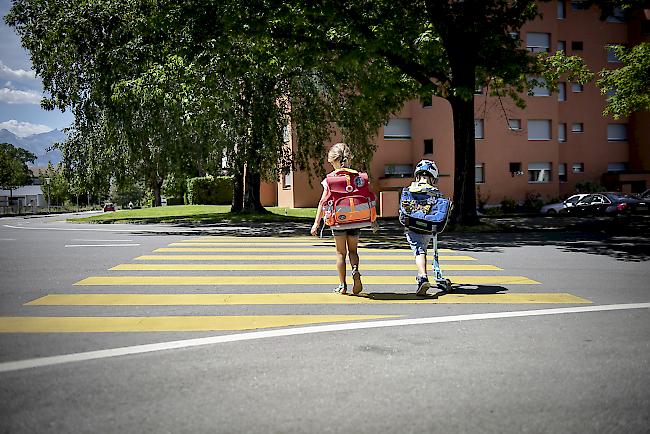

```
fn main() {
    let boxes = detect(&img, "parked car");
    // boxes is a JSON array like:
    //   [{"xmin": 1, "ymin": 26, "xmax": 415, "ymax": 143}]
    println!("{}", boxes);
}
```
[
  {"xmin": 565, "ymin": 192, "xmax": 642, "ymax": 216},
  {"xmin": 103, "ymin": 203, "xmax": 116, "ymax": 212},
  {"xmin": 540, "ymin": 194, "xmax": 588, "ymax": 214}
]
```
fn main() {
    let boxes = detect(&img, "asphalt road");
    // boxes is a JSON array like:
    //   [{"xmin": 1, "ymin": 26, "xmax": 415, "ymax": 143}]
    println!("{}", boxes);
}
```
[{"xmin": 0, "ymin": 212, "xmax": 648, "ymax": 433}]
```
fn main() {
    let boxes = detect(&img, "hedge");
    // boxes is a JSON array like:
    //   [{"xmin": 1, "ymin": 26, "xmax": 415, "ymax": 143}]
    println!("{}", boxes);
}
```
[{"xmin": 186, "ymin": 176, "xmax": 233, "ymax": 205}]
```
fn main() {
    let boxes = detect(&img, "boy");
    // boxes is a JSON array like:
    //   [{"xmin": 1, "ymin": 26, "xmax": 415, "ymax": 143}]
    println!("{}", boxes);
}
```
[{"xmin": 400, "ymin": 159, "xmax": 443, "ymax": 295}]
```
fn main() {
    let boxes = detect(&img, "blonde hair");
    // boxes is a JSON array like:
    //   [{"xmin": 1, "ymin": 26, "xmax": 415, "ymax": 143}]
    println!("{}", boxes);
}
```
[{"xmin": 327, "ymin": 142, "xmax": 351, "ymax": 166}]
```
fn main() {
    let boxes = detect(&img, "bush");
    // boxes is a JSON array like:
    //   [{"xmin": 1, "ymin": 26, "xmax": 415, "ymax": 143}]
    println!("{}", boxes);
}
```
[
  {"xmin": 523, "ymin": 191, "xmax": 544, "ymax": 212},
  {"xmin": 500, "ymin": 197, "xmax": 517, "ymax": 213},
  {"xmin": 575, "ymin": 181, "xmax": 603, "ymax": 193},
  {"xmin": 186, "ymin": 176, "xmax": 233, "ymax": 205}
]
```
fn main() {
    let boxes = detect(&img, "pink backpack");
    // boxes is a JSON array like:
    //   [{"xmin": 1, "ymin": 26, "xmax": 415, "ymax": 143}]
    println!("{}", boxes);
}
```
[{"xmin": 321, "ymin": 168, "xmax": 377, "ymax": 229}]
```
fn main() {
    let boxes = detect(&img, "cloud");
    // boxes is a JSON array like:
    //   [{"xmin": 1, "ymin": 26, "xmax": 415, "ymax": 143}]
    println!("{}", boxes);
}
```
[
  {"xmin": 0, "ymin": 119, "xmax": 52, "ymax": 137},
  {"xmin": 0, "ymin": 87, "xmax": 42, "ymax": 104},
  {"xmin": 0, "ymin": 60, "xmax": 36, "ymax": 80}
]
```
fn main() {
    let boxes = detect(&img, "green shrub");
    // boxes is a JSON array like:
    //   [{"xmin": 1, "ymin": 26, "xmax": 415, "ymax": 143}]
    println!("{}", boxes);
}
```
[
  {"xmin": 186, "ymin": 176, "xmax": 233, "ymax": 205},
  {"xmin": 500, "ymin": 197, "xmax": 517, "ymax": 213},
  {"xmin": 575, "ymin": 181, "xmax": 604, "ymax": 193},
  {"xmin": 523, "ymin": 191, "xmax": 544, "ymax": 212}
]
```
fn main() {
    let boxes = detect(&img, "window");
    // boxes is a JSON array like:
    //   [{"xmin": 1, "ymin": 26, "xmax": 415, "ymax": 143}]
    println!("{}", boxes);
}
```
[
  {"xmin": 571, "ymin": 123, "xmax": 584, "ymax": 133},
  {"xmin": 527, "ymin": 32, "xmax": 550, "ymax": 53},
  {"xmin": 571, "ymin": 1, "xmax": 588, "ymax": 10},
  {"xmin": 571, "ymin": 82, "xmax": 584, "ymax": 92},
  {"xmin": 529, "ymin": 76, "xmax": 550, "ymax": 96},
  {"xmin": 384, "ymin": 164, "xmax": 413, "ymax": 177},
  {"xmin": 424, "ymin": 139, "xmax": 433, "ymax": 154},
  {"xmin": 558, "ymin": 123, "xmax": 567, "ymax": 142},
  {"xmin": 606, "ymin": 45, "xmax": 622, "ymax": 63},
  {"xmin": 572, "ymin": 163, "xmax": 584, "ymax": 173},
  {"xmin": 607, "ymin": 162, "xmax": 628, "ymax": 172},
  {"xmin": 557, "ymin": 1, "xmax": 566, "ymax": 19},
  {"xmin": 383, "ymin": 118, "xmax": 411, "ymax": 139},
  {"xmin": 421, "ymin": 96, "xmax": 432, "ymax": 107},
  {"xmin": 475, "ymin": 163, "xmax": 485, "ymax": 183},
  {"xmin": 528, "ymin": 120, "xmax": 552, "ymax": 140},
  {"xmin": 606, "ymin": 8, "xmax": 625, "ymax": 23},
  {"xmin": 607, "ymin": 124, "xmax": 628, "ymax": 141},
  {"xmin": 508, "ymin": 119, "xmax": 522, "ymax": 130},
  {"xmin": 557, "ymin": 40, "xmax": 566, "ymax": 52},
  {"xmin": 474, "ymin": 119, "xmax": 484, "ymax": 139},
  {"xmin": 509, "ymin": 162, "xmax": 522, "ymax": 175},
  {"xmin": 283, "ymin": 171, "xmax": 293, "ymax": 188},
  {"xmin": 558, "ymin": 82, "xmax": 566, "ymax": 101},
  {"xmin": 571, "ymin": 41, "xmax": 583, "ymax": 51},
  {"xmin": 528, "ymin": 162, "xmax": 552, "ymax": 183},
  {"xmin": 559, "ymin": 163, "xmax": 568, "ymax": 182}
]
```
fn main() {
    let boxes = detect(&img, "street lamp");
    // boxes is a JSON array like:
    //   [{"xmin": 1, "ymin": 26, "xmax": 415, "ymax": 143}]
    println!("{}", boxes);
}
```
[{"xmin": 45, "ymin": 177, "xmax": 51, "ymax": 214}]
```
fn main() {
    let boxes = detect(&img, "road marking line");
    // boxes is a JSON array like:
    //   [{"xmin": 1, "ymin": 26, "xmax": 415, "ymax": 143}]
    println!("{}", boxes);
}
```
[
  {"xmin": 72, "ymin": 239, "xmax": 134, "ymax": 242},
  {"xmin": 0, "ymin": 314, "xmax": 398, "ymax": 333},
  {"xmin": 75, "ymin": 275, "xmax": 541, "ymax": 285},
  {"xmin": 156, "ymin": 247, "xmax": 453, "ymax": 253},
  {"xmin": 65, "ymin": 244, "xmax": 141, "ymax": 247},
  {"xmin": 27, "ymin": 293, "xmax": 591, "ymax": 306},
  {"xmin": 1, "ymin": 303, "xmax": 647, "ymax": 373},
  {"xmin": 134, "ymin": 254, "xmax": 478, "ymax": 261},
  {"xmin": 110, "ymin": 263, "xmax": 501, "ymax": 271},
  {"xmin": 168, "ymin": 240, "xmax": 455, "ymax": 253}
]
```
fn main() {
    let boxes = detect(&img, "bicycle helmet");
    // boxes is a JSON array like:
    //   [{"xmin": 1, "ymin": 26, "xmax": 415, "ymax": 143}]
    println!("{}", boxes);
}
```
[{"xmin": 414, "ymin": 159, "xmax": 439, "ymax": 180}]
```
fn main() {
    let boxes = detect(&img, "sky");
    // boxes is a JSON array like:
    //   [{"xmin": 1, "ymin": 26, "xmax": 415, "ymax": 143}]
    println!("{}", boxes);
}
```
[{"xmin": 0, "ymin": 0, "xmax": 73, "ymax": 137}]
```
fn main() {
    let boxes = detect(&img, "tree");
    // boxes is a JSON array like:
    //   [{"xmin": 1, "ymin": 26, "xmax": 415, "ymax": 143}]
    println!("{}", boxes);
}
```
[
  {"xmin": 39, "ymin": 163, "xmax": 71, "ymax": 206},
  {"xmin": 0, "ymin": 143, "xmax": 36, "ymax": 196},
  {"xmin": 230, "ymin": 0, "xmax": 591, "ymax": 224}
]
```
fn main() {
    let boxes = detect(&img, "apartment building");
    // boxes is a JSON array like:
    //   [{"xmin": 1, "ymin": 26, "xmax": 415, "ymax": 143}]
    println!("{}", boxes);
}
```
[{"xmin": 262, "ymin": 1, "xmax": 650, "ymax": 214}]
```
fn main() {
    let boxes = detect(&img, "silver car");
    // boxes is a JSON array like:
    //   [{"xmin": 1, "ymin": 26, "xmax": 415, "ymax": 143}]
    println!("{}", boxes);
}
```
[{"xmin": 540, "ymin": 194, "xmax": 588, "ymax": 214}]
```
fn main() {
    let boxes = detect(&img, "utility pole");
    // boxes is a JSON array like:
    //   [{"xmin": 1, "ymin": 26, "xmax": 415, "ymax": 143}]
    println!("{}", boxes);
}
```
[{"xmin": 45, "ymin": 177, "xmax": 51, "ymax": 213}]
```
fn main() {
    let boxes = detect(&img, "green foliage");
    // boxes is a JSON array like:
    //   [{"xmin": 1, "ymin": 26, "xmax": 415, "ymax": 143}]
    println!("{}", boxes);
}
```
[
  {"xmin": 575, "ymin": 181, "xmax": 604, "ymax": 193},
  {"xmin": 39, "ymin": 163, "xmax": 70, "ymax": 206},
  {"xmin": 522, "ymin": 191, "xmax": 544, "ymax": 212},
  {"xmin": 0, "ymin": 142, "xmax": 36, "ymax": 191},
  {"xmin": 186, "ymin": 176, "xmax": 233, "ymax": 205},
  {"xmin": 500, "ymin": 197, "xmax": 518, "ymax": 213},
  {"xmin": 598, "ymin": 43, "xmax": 650, "ymax": 119}
]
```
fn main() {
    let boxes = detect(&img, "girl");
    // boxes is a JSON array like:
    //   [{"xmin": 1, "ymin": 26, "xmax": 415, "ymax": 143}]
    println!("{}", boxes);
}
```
[{"xmin": 310, "ymin": 142, "xmax": 378, "ymax": 294}]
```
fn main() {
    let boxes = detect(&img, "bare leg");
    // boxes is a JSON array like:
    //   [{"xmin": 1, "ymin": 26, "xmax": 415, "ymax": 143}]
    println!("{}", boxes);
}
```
[
  {"xmin": 334, "ymin": 235, "xmax": 348, "ymax": 292},
  {"xmin": 415, "ymin": 254, "xmax": 428, "ymax": 276},
  {"xmin": 347, "ymin": 235, "xmax": 363, "ymax": 294}
]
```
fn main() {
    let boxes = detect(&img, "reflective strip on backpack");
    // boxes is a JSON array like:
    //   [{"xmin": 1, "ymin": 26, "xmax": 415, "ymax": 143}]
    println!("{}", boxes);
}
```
[{"xmin": 335, "ymin": 201, "xmax": 375, "ymax": 213}]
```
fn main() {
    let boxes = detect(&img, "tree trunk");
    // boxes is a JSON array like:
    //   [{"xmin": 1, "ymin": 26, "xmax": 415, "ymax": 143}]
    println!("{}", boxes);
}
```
[
  {"xmin": 231, "ymin": 167, "xmax": 244, "ymax": 213},
  {"xmin": 151, "ymin": 176, "xmax": 163, "ymax": 207},
  {"xmin": 448, "ymin": 95, "xmax": 479, "ymax": 226},
  {"xmin": 243, "ymin": 168, "xmax": 267, "ymax": 213}
]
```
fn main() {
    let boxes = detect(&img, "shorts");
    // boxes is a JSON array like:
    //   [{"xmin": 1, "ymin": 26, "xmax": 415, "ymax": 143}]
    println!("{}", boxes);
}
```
[
  {"xmin": 405, "ymin": 230, "xmax": 432, "ymax": 256},
  {"xmin": 332, "ymin": 228, "xmax": 361, "ymax": 237}
]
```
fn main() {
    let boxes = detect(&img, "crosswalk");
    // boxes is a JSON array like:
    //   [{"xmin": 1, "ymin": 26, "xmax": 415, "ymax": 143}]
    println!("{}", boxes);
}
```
[{"xmin": 2, "ymin": 236, "xmax": 591, "ymax": 333}]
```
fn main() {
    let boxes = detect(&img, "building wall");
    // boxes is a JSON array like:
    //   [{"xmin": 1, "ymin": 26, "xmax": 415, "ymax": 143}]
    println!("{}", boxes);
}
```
[{"xmin": 264, "ymin": 1, "xmax": 650, "ymax": 209}]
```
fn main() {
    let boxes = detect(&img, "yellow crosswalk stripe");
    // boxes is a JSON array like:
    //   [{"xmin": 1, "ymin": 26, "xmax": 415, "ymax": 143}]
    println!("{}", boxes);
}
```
[
  {"xmin": 169, "ymin": 241, "xmax": 454, "ymax": 253},
  {"xmin": 75, "ymin": 275, "xmax": 540, "ymax": 285},
  {"xmin": 134, "ymin": 255, "xmax": 478, "ymax": 261},
  {"xmin": 27, "ymin": 293, "xmax": 592, "ymax": 306},
  {"xmin": 0, "ymin": 315, "xmax": 398, "ymax": 333},
  {"xmin": 156, "ymin": 247, "xmax": 453, "ymax": 253},
  {"xmin": 110, "ymin": 263, "xmax": 501, "ymax": 271}
]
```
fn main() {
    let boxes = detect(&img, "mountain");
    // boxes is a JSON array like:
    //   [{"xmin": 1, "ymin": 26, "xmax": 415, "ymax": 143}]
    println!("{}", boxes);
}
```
[{"xmin": 0, "ymin": 128, "xmax": 66, "ymax": 166}]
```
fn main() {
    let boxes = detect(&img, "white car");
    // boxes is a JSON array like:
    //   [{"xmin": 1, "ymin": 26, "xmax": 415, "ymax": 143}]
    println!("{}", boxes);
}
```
[{"xmin": 540, "ymin": 194, "xmax": 588, "ymax": 214}]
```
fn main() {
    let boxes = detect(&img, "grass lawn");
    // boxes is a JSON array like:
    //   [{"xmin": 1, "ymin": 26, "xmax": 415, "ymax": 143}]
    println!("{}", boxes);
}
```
[{"xmin": 68, "ymin": 205, "xmax": 318, "ymax": 224}]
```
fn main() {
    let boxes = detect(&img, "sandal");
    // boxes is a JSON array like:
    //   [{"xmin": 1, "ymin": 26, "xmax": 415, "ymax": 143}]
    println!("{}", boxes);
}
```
[
  {"xmin": 351, "ymin": 266, "xmax": 363, "ymax": 295},
  {"xmin": 333, "ymin": 283, "xmax": 348, "ymax": 294}
]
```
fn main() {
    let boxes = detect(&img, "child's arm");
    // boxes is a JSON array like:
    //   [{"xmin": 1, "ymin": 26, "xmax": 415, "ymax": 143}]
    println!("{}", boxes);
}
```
[{"xmin": 311, "ymin": 188, "xmax": 328, "ymax": 236}]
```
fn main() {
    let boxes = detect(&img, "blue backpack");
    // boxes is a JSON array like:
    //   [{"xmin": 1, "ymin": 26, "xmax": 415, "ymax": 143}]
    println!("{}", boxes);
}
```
[{"xmin": 399, "ymin": 183, "xmax": 451, "ymax": 234}]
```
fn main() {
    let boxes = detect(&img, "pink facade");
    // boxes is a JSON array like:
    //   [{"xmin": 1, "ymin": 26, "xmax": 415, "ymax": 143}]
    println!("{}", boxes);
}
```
[{"xmin": 266, "ymin": 2, "xmax": 650, "ymax": 211}]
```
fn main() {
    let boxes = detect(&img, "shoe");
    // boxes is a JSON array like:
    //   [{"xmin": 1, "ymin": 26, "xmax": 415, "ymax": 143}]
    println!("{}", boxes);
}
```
[
  {"xmin": 416, "ymin": 275, "xmax": 431, "ymax": 296},
  {"xmin": 333, "ymin": 283, "xmax": 348, "ymax": 294},
  {"xmin": 351, "ymin": 266, "xmax": 363, "ymax": 295}
]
